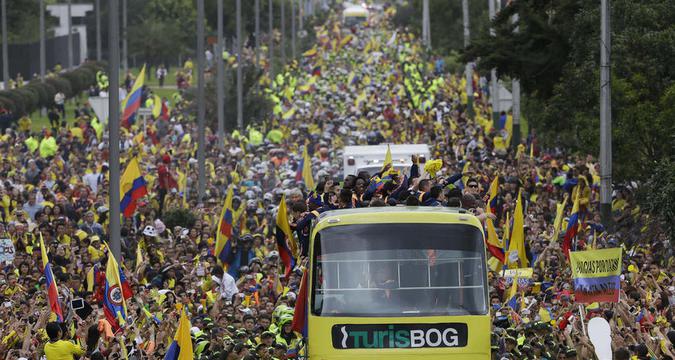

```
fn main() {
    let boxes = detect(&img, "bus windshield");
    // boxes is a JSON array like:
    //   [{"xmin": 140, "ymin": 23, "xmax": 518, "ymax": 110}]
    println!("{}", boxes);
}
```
[{"xmin": 312, "ymin": 223, "xmax": 488, "ymax": 317}]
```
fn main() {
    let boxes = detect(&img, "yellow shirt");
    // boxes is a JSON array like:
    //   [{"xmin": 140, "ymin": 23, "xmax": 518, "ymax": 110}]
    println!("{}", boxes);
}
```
[
  {"xmin": 88, "ymin": 245, "xmax": 104, "ymax": 262},
  {"xmin": 44, "ymin": 340, "xmax": 85, "ymax": 360}
]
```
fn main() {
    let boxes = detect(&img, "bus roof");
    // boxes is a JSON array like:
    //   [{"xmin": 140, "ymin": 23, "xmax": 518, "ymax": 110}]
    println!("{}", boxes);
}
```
[
  {"xmin": 343, "ymin": 144, "xmax": 430, "ymax": 156},
  {"xmin": 314, "ymin": 206, "xmax": 484, "ymax": 233}
]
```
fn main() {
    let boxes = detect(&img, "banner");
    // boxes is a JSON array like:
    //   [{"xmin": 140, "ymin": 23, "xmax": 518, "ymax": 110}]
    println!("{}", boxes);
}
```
[
  {"xmin": 0, "ymin": 238, "xmax": 14, "ymax": 265},
  {"xmin": 570, "ymin": 248, "xmax": 622, "ymax": 303}
]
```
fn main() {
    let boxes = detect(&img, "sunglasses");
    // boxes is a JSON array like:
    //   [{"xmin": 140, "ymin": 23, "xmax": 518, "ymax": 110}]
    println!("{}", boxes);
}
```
[{"xmin": 467, "ymin": 183, "xmax": 479, "ymax": 188}]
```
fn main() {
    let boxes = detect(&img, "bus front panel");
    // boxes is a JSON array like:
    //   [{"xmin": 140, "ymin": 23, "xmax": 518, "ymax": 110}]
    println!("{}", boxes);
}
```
[{"xmin": 308, "ymin": 222, "xmax": 491, "ymax": 359}]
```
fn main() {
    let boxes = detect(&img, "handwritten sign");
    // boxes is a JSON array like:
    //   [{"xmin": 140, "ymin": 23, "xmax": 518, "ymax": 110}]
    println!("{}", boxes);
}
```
[
  {"xmin": 0, "ymin": 239, "xmax": 15, "ymax": 264},
  {"xmin": 502, "ymin": 267, "xmax": 533, "ymax": 286},
  {"xmin": 570, "ymin": 248, "xmax": 622, "ymax": 303}
]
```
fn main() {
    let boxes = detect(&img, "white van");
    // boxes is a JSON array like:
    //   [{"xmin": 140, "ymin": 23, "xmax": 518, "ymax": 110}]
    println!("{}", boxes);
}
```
[
  {"xmin": 342, "ymin": 4, "xmax": 369, "ymax": 27},
  {"xmin": 343, "ymin": 144, "xmax": 430, "ymax": 177}
]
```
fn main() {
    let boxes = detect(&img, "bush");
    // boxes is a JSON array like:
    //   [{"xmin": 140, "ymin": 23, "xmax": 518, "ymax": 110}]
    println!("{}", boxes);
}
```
[
  {"xmin": 0, "ymin": 61, "xmax": 106, "ymax": 116},
  {"xmin": 46, "ymin": 77, "xmax": 73, "ymax": 98},
  {"xmin": 162, "ymin": 208, "xmax": 197, "ymax": 231}
]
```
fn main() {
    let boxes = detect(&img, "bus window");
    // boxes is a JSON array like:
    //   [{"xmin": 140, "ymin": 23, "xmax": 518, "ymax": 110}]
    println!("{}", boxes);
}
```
[{"xmin": 311, "ymin": 223, "xmax": 488, "ymax": 317}]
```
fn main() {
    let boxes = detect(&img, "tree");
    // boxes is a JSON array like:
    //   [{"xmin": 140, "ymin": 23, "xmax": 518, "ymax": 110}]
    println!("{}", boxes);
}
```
[
  {"xmin": 183, "ymin": 63, "xmax": 272, "ymax": 132},
  {"xmin": 392, "ymin": 0, "xmax": 490, "ymax": 56},
  {"xmin": 463, "ymin": 0, "xmax": 675, "ymax": 180},
  {"xmin": 126, "ymin": 0, "xmax": 197, "ymax": 67}
]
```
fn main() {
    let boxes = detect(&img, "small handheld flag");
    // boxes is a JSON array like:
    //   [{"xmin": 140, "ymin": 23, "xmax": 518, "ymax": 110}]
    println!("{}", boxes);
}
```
[
  {"xmin": 164, "ymin": 308, "xmax": 193, "ymax": 360},
  {"xmin": 120, "ymin": 157, "xmax": 148, "ymax": 218},
  {"xmin": 103, "ymin": 253, "xmax": 128, "ymax": 330},
  {"xmin": 121, "ymin": 65, "xmax": 146, "ymax": 127},
  {"xmin": 215, "ymin": 186, "xmax": 235, "ymax": 265},
  {"xmin": 40, "ymin": 233, "xmax": 64, "ymax": 322},
  {"xmin": 275, "ymin": 195, "xmax": 297, "ymax": 278}
]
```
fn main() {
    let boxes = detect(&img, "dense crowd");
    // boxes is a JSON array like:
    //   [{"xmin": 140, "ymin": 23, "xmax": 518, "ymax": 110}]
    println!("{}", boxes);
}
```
[{"xmin": 0, "ymin": 5, "xmax": 672, "ymax": 360}]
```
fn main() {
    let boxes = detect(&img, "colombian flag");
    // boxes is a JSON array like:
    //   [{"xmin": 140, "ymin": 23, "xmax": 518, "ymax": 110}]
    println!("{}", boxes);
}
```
[
  {"xmin": 103, "ymin": 253, "xmax": 128, "ymax": 331},
  {"xmin": 121, "ymin": 65, "xmax": 146, "ymax": 127},
  {"xmin": 164, "ymin": 308, "xmax": 193, "ymax": 360},
  {"xmin": 39, "ymin": 233, "xmax": 64, "ymax": 322},
  {"xmin": 562, "ymin": 190, "xmax": 581, "ymax": 259},
  {"xmin": 295, "ymin": 147, "xmax": 314, "ymax": 190},
  {"xmin": 302, "ymin": 147, "xmax": 314, "ymax": 190},
  {"xmin": 120, "ymin": 157, "xmax": 148, "ymax": 218},
  {"xmin": 215, "ymin": 186, "xmax": 235, "ymax": 265},
  {"xmin": 275, "ymin": 195, "xmax": 297, "ymax": 278},
  {"xmin": 291, "ymin": 268, "xmax": 309, "ymax": 337},
  {"xmin": 507, "ymin": 189, "xmax": 528, "ymax": 268},
  {"xmin": 485, "ymin": 177, "xmax": 504, "ymax": 263}
]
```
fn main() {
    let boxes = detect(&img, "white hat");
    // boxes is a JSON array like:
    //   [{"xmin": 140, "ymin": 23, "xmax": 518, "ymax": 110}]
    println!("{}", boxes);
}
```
[{"xmin": 143, "ymin": 225, "xmax": 157, "ymax": 237}]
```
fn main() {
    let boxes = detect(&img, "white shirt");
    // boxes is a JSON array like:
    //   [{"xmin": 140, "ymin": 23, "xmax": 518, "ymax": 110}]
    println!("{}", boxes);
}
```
[
  {"xmin": 83, "ymin": 172, "xmax": 102, "ymax": 194},
  {"xmin": 219, "ymin": 272, "xmax": 239, "ymax": 301},
  {"xmin": 54, "ymin": 92, "xmax": 65, "ymax": 105}
]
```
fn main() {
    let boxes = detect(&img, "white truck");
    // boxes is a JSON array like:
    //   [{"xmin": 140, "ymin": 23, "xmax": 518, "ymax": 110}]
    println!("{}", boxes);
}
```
[{"xmin": 343, "ymin": 144, "xmax": 431, "ymax": 177}]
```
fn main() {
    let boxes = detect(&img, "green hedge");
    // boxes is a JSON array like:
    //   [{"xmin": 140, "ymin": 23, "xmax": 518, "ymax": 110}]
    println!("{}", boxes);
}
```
[{"xmin": 0, "ymin": 61, "xmax": 105, "ymax": 116}]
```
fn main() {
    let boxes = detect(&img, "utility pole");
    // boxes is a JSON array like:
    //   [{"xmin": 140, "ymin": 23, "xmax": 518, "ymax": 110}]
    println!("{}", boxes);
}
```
[
  {"xmin": 299, "ymin": 0, "xmax": 304, "ymax": 33},
  {"xmin": 462, "ymin": 0, "xmax": 474, "ymax": 119},
  {"xmin": 122, "ymin": 0, "xmax": 128, "ymax": 73},
  {"xmin": 268, "ymin": 0, "xmax": 274, "ymax": 78},
  {"xmin": 489, "ymin": 0, "xmax": 499, "ymax": 124},
  {"xmin": 108, "ymin": 0, "xmax": 121, "ymax": 260},
  {"xmin": 236, "ymin": 0, "xmax": 243, "ymax": 129},
  {"xmin": 197, "ymin": 0, "xmax": 206, "ymax": 201},
  {"xmin": 40, "ymin": 0, "xmax": 46, "ymax": 81},
  {"xmin": 255, "ymin": 0, "xmax": 260, "ymax": 68},
  {"xmin": 95, "ymin": 0, "xmax": 101, "ymax": 61},
  {"xmin": 1, "ymin": 0, "xmax": 7, "ymax": 87},
  {"xmin": 512, "ymin": 10, "xmax": 521, "ymax": 147},
  {"xmin": 599, "ymin": 0, "xmax": 612, "ymax": 229},
  {"xmin": 422, "ymin": 0, "xmax": 430, "ymax": 49},
  {"xmin": 216, "ymin": 0, "xmax": 224, "ymax": 148},
  {"xmin": 291, "ymin": 0, "xmax": 296, "ymax": 59},
  {"xmin": 67, "ymin": 0, "xmax": 73, "ymax": 68},
  {"xmin": 281, "ymin": 0, "xmax": 286, "ymax": 65}
]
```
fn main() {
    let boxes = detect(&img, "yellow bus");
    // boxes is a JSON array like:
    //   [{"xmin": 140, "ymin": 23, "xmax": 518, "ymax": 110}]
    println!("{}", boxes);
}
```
[{"xmin": 306, "ymin": 207, "xmax": 491, "ymax": 359}]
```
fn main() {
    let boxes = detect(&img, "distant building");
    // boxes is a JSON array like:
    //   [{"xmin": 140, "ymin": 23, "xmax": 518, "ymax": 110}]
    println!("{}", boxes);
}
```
[{"xmin": 46, "ymin": 3, "xmax": 93, "ymax": 67}]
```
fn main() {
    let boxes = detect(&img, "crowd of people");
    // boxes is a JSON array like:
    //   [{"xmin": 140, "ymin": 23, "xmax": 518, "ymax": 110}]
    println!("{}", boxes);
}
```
[{"xmin": 0, "ymin": 4, "xmax": 672, "ymax": 360}]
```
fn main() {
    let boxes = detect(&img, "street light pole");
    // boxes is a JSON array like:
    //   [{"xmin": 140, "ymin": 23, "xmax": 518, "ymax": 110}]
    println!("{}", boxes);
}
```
[
  {"xmin": 216, "ymin": 0, "xmax": 224, "ymax": 148},
  {"xmin": 67, "ymin": 0, "xmax": 73, "ymax": 68},
  {"xmin": 291, "ymin": 0, "xmax": 296, "ymax": 59},
  {"xmin": 599, "ymin": 0, "xmax": 613, "ymax": 229},
  {"xmin": 299, "ymin": 0, "xmax": 304, "ymax": 34},
  {"xmin": 108, "ymin": 0, "xmax": 121, "ymax": 261},
  {"xmin": 489, "ymin": 0, "xmax": 499, "ymax": 124},
  {"xmin": 197, "ymin": 0, "xmax": 206, "ymax": 201},
  {"xmin": 255, "ymin": 0, "xmax": 260, "ymax": 69},
  {"xmin": 512, "ymin": 10, "xmax": 521, "ymax": 147},
  {"xmin": 122, "ymin": 0, "xmax": 128, "ymax": 73},
  {"xmin": 268, "ymin": 0, "xmax": 274, "ymax": 78},
  {"xmin": 236, "ymin": 0, "xmax": 243, "ymax": 129},
  {"xmin": 422, "ymin": 0, "xmax": 430, "ymax": 49},
  {"xmin": 40, "ymin": 0, "xmax": 46, "ymax": 81},
  {"xmin": 96, "ymin": 0, "xmax": 101, "ymax": 61},
  {"xmin": 281, "ymin": 0, "xmax": 286, "ymax": 65},
  {"xmin": 463, "ymin": 0, "xmax": 474, "ymax": 119},
  {"xmin": 1, "ymin": 0, "xmax": 7, "ymax": 87}
]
